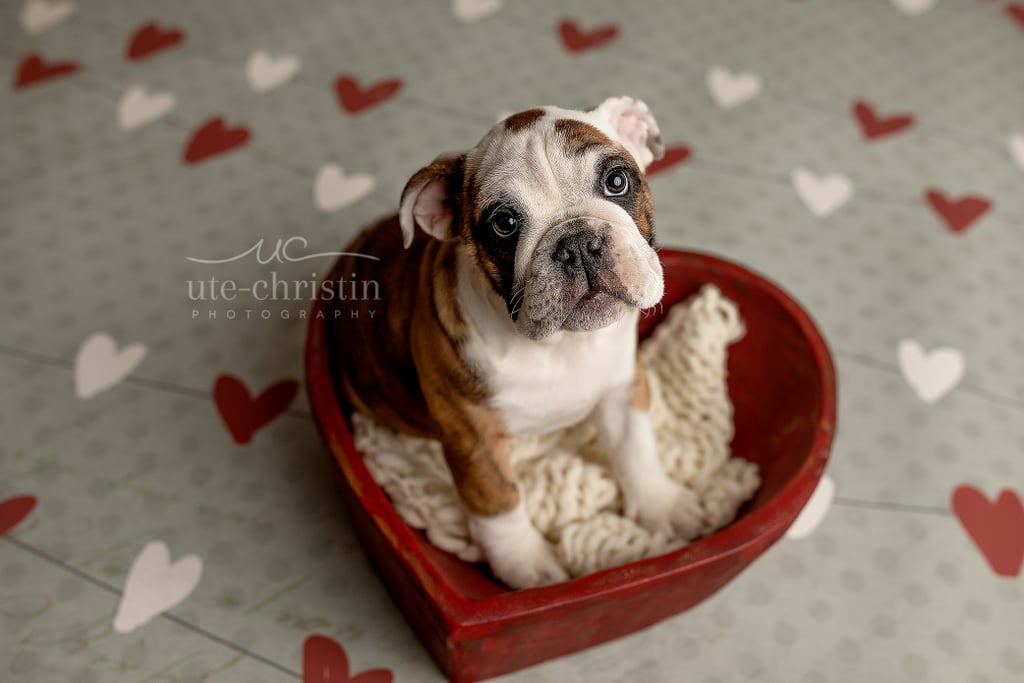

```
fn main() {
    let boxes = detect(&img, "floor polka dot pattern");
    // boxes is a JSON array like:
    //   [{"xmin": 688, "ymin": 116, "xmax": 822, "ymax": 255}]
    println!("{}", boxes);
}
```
[{"xmin": 2, "ymin": 0, "xmax": 1022, "ymax": 681}]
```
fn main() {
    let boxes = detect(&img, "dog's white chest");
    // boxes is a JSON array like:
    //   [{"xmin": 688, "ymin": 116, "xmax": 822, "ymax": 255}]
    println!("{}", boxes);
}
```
[{"xmin": 464, "ymin": 312, "xmax": 638, "ymax": 437}]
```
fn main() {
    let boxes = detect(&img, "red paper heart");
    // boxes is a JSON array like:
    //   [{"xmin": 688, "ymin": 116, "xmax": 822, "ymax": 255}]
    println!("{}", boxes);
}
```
[
  {"xmin": 925, "ymin": 189, "xmax": 991, "ymax": 234},
  {"xmin": 13, "ymin": 53, "xmax": 80, "ymax": 90},
  {"xmin": 1007, "ymin": 4, "xmax": 1024, "ymax": 31},
  {"xmin": 0, "ymin": 495, "xmax": 37, "ymax": 536},
  {"xmin": 183, "ymin": 117, "xmax": 251, "ymax": 164},
  {"xmin": 334, "ymin": 75, "xmax": 402, "ymax": 115},
  {"xmin": 557, "ymin": 19, "xmax": 619, "ymax": 53},
  {"xmin": 952, "ymin": 486, "xmax": 1024, "ymax": 577},
  {"xmin": 303, "ymin": 635, "xmax": 393, "ymax": 683},
  {"xmin": 851, "ymin": 100, "xmax": 915, "ymax": 141},
  {"xmin": 645, "ymin": 145, "xmax": 691, "ymax": 177},
  {"xmin": 213, "ymin": 374, "xmax": 298, "ymax": 444},
  {"xmin": 126, "ymin": 21, "xmax": 185, "ymax": 61}
]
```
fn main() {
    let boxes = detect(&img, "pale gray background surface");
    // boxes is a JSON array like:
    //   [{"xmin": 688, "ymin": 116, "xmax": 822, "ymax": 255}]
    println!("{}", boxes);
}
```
[{"xmin": 2, "ymin": 1, "xmax": 1023, "ymax": 681}]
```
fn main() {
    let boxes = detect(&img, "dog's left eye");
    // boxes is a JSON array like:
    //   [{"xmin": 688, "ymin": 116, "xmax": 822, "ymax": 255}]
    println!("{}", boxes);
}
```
[
  {"xmin": 491, "ymin": 211, "xmax": 519, "ymax": 238},
  {"xmin": 603, "ymin": 169, "xmax": 630, "ymax": 197}
]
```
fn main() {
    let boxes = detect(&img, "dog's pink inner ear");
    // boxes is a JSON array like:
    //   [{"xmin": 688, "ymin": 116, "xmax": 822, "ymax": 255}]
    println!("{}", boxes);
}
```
[
  {"xmin": 617, "ymin": 113, "xmax": 646, "ymax": 149},
  {"xmin": 412, "ymin": 178, "xmax": 452, "ymax": 239},
  {"xmin": 592, "ymin": 96, "xmax": 665, "ymax": 170},
  {"xmin": 399, "ymin": 176, "xmax": 453, "ymax": 248},
  {"xmin": 611, "ymin": 112, "xmax": 662, "ymax": 169}
]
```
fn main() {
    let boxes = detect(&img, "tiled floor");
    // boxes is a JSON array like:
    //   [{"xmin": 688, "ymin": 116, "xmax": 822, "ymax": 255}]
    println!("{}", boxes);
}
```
[{"xmin": 2, "ymin": 1, "xmax": 1023, "ymax": 681}]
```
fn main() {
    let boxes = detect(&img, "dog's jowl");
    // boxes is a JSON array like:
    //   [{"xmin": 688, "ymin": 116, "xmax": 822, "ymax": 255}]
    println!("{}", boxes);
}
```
[{"xmin": 328, "ymin": 97, "xmax": 706, "ymax": 589}]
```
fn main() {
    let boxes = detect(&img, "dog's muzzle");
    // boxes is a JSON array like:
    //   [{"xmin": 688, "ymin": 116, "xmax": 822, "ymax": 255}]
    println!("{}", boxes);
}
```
[{"xmin": 512, "ymin": 216, "xmax": 651, "ymax": 339}]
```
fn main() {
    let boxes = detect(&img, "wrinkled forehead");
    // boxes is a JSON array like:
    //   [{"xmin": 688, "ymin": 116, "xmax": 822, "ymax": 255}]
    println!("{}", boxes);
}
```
[{"xmin": 465, "ymin": 106, "xmax": 632, "ymax": 210}]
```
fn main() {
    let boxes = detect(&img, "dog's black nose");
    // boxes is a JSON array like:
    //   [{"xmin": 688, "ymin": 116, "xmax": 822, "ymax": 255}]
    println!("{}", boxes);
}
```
[{"xmin": 553, "ymin": 230, "xmax": 604, "ymax": 272}]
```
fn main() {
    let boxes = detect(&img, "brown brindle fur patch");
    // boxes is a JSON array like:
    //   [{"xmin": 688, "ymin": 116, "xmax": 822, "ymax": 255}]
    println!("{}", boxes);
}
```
[
  {"xmin": 419, "ymin": 399, "xmax": 518, "ymax": 516},
  {"xmin": 629, "ymin": 355, "xmax": 651, "ymax": 410},
  {"xmin": 411, "ymin": 257, "xmax": 519, "ymax": 515},
  {"xmin": 458, "ymin": 159, "xmax": 517, "ymax": 305},
  {"xmin": 553, "ymin": 118, "xmax": 616, "ymax": 156},
  {"xmin": 628, "ymin": 172, "xmax": 656, "ymax": 244},
  {"xmin": 328, "ymin": 160, "xmax": 521, "ymax": 517},
  {"xmin": 503, "ymin": 108, "xmax": 545, "ymax": 132}
]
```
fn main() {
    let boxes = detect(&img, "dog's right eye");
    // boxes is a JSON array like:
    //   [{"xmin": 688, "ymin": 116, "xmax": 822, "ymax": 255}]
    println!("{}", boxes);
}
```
[
  {"xmin": 603, "ymin": 168, "xmax": 630, "ymax": 197},
  {"xmin": 491, "ymin": 211, "xmax": 519, "ymax": 238}
]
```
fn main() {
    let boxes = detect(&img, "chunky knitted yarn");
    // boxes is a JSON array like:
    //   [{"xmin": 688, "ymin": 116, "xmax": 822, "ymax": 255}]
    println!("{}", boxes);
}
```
[{"xmin": 352, "ymin": 285, "xmax": 760, "ymax": 578}]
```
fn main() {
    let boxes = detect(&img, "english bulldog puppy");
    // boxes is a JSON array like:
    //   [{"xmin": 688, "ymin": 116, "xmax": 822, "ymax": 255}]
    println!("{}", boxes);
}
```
[{"xmin": 328, "ymin": 97, "xmax": 704, "ymax": 589}]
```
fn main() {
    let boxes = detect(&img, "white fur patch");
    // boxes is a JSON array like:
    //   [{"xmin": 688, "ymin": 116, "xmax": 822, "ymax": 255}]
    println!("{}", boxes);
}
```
[
  {"xmin": 458, "ymin": 250, "xmax": 639, "ymax": 436},
  {"xmin": 467, "ymin": 500, "xmax": 568, "ymax": 588}
]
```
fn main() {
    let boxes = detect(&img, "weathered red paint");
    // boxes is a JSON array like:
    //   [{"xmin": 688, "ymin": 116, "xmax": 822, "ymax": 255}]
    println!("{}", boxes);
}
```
[{"xmin": 305, "ymin": 249, "xmax": 837, "ymax": 682}]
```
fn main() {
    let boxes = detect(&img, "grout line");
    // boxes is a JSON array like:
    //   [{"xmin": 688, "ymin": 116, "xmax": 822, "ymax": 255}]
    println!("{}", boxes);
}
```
[
  {"xmin": 31, "ymin": 12, "xmax": 1024, "ymax": 226},
  {"xmin": 833, "ymin": 348, "xmax": 1024, "ymax": 412},
  {"xmin": 0, "ymin": 342, "xmax": 76, "ymax": 373},
  {"xmin": 0, "ymin": 45, "xmax": 323, "ymax": 188},
  {"xmin": 16, "ymin": 53, "xmax": 1024, "ymax": 230},
  {"xmin": 0, "ymin": 338, "xmax": 1002, "ymax": 518},
  {"xmin": 0, "ymin": 342, "xmax": 313, "ymax": 421},
  {"xmin": 1, "ymin": 534, "xmax": 302, "ymax": 679},
  {"xmin": 497, "ymin": 12, "xmax": 1024, "ymax": 223},
  {"xmin": 514, "ymin": 9, "xmax": 1024, "ymax": 174},
  {"xmin": 614, "ymin": 47, "xmax": 1022, "ymax": 170},
  {"xmin": 62, "ymin": 70, "xmax": 330, "ymax": 182},
  {"xmin": 1, "ymin": 332, "xmax": 1022, "ymax": 421},
  {"xmin": 158, "ymin": 612, "xmax": 301, "ymax": 679},
  {"xmin": 832, "ymin": 497, "xmax": 952, "ymax": 517},
  {"xmin": 3, "ymin": 534, "xmax": 125, "ymax": 596},
  {"xmin": 683, "ymin": 158, "xmax": 926, "ymax": 212},
  {"xmin": 5, "ymin": 4, "xmax": 1022, "ymax": 492},
  {"xmin": 124, "ymin": 374, "xmax": 314, "ymax": 420}
]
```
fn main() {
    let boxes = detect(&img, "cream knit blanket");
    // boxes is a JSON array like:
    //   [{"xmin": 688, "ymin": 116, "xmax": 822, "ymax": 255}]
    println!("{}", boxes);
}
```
[{"xmin": 352, "ymin": 285, "xmax": 760, "ymax": 578}]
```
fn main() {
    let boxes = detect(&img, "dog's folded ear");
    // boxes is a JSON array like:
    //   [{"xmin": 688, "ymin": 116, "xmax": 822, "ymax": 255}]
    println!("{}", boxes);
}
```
[
  {"xmin": 591, "ymin": 96, "xmax": 665, "ymax": 171},
  {"xmin": 399, "ymin": 152, "xmax": 465, "ymax": 248}
]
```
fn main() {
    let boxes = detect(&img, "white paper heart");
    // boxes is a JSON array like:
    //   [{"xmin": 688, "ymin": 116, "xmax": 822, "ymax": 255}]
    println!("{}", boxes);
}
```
[
  {"xmin": 791, "ymin": 167, "xmax": 854, "ymax": 217},
  {"xmin": 74, "ymin": 333, "xmax": 146, "ymax": 399},
  {"xmin": 245, "ymin": 50, "xmax": 301, "ymax": 93},
  {"xmin": 890, "ymin": 0, "xmax": 937, "ymax": 16},
  {"xmin": 117, "ymin": 86, "xmax": 176, "ymax": 131},
  {"xmin": 314, "ymin": 164, "xmax": 375, "ymax": 212},
  {"xmin": 898, "ymin": 339, "xmax": 964, "ymax": 404},
  {"xmin": 1009, "ymin": 133, "xmax": 1024, "ymax": 172},
  {"xmin": 707, "ymin": 66, "xmax": 763, "ymax": 109},
  {"xmin": 114, "ymin": 541, "xmax": 202, "ymax": 634},
  {"xmin": 20, "ymin": 0, "xmax": 75, "ymax": 35},
  {"xmin": 453, "ymin": 0, "xmax": 503, "ymax": 23},
  {"xmin": 786, "ymin": 475, "xmax": 835, "ymax": 539}
]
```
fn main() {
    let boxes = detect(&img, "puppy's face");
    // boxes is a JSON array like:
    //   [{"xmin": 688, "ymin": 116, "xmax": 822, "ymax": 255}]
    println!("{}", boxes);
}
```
[{"xmin": 400, "ymin": 97, "xmax": 666, "ymax": 340}]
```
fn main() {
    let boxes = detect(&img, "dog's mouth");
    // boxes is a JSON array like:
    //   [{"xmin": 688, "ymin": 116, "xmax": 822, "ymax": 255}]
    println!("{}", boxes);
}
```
[
  {"xmin": 571, "ymin": 290, "xmax": 623, "ymax": 319},
  {"xmin": 574, "ymin": 287, "xmax": 622, "ymax": 310},
  {"xmin": 548, "ymin": 274, "xmax": 635, "ymax": 332},
  {"xmin": 566, "ymin": 270, "xmax": 637, "ymax": 309}
]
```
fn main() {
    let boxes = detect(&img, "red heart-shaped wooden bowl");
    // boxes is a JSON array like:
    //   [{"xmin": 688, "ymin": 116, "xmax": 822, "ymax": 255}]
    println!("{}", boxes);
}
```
[{"xmin": 305, "ymin": 249, "xmax": 836, "ymax": 682}]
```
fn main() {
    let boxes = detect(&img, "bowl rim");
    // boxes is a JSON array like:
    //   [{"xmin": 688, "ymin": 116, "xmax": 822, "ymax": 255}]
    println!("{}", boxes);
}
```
[{"xmin": 304, "ymin": 247, "xmax": 836, "ymax": 629}]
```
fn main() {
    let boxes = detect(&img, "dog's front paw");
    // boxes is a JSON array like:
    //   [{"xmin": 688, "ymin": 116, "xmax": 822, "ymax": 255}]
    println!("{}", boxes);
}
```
[
  {"xmin": 468, "ymin": 504, "xmax": 569, "ymax": 589},
  {"xmin": 625, "ymin": 477, "xmax": 705, "ymax": 540},
  {"xmin": 488, "ymin": 535, "xmax": 569, "ymax": 590}
]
